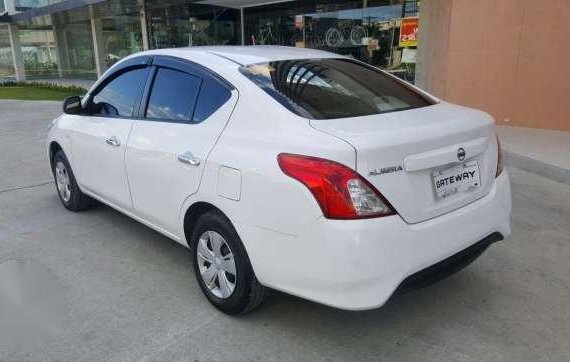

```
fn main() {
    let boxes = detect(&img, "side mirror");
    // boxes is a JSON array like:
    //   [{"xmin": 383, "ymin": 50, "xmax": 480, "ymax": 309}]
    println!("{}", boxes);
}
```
[{"xmin": 63, "ymin": 96, "xmax": 82, "ymax": 115}]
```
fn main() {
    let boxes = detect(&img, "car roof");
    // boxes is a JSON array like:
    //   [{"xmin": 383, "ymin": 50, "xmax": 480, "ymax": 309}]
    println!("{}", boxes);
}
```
[
  {"xmin": 95, "ymin": 46, "xmax": 349, "ymax": 96},
  {"xmin": 138, "ymin": 46, "xmax": 346, "ymax": 67}
]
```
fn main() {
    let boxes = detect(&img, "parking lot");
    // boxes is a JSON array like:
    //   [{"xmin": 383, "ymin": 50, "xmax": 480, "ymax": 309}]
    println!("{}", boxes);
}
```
[{"xmin": 0, "ymin": 99, "xmax": 569, "ymax": 361}]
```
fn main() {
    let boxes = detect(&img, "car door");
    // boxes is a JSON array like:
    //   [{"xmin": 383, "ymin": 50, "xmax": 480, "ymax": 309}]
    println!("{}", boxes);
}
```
[
  {"xmin": 72, "ymin": 64, "xmax": 150, "ymax": 209},
  {"xmin": 125, "ymin": 57, "xmax": 238, "ymax": 234}
]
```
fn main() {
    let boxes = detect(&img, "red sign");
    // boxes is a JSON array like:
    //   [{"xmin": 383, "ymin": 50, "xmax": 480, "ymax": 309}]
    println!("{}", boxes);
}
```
[{"xmin": 399, "ymin": 17, "xmax": 419, "ymax": 47}]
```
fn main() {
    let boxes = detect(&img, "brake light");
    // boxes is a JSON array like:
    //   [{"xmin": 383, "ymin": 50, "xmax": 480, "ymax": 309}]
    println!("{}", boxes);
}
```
[
  {"xmin": 496, "ymin": 136, "xmax": 503, "ymax": 177},
  {"xmin": 277, "ymin": 154, "xmax": 396, "ymax": 219}
]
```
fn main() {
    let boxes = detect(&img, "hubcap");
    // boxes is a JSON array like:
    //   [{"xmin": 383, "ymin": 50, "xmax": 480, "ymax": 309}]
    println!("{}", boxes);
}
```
[
  {"xmin": 196, "ymin": 231, "xmax": 237, "ymax": 299},
  {"xmin": 55, "ymin": 161, "xmax": 71, "ymax": 203}
]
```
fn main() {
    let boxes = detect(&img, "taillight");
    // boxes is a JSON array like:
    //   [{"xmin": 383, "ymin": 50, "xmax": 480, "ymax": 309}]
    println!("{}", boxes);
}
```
[
  {"xmin": 277, "ymin": 153, "xmax": 396, "ymax": 219},
  {"xmin": 496, "ymin": 136, "xmax": 503, "ymax": 177}
]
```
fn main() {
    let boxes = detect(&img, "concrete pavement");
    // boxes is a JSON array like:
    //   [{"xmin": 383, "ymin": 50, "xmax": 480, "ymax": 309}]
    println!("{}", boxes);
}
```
[
  {"xmin": 497, "ymin": 125, "xmax": 570, "ymax": 171},
  {"xmin": 497, "ymin": 125, "xmax": 570, "ymax": 185},
  {"xmin": 0, "ymin": 100, "xmax": 569, "ymax": 361}
]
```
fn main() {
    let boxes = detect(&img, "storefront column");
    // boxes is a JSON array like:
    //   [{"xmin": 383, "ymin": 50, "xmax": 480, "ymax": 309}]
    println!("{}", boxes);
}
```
[
  {"xmin": 53, "ymin": 27, "xmax": 71, "ymax": 78},
  {"xmin": 240, "ymin": 7, "xmax": 245, "ymax": 45},
  {"xmin": 89, "ymin": 5, "xmax": 106, "ymax": 77},
  {"xmin": 7, "ymin": 24, "xmax": 25, "ymax": 81},
  {"xmin": 414, "ymin": 0, "xmax": 452, "ymax": 94},
  {"xmin": 139, "ymin": 0, "xmax": 150, "ymax": 50},
  {"xmin": 52, "ymin": 15, "xmax": 71, "ymax": 78}
]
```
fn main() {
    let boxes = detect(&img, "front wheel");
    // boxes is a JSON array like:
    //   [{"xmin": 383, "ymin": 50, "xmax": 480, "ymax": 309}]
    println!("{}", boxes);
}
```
[
  {"xmin": 51, "ymin": 150, "xmax": 93, "ymax": 211},
  {"xmin": 191, "ymin": 211, "xmax": 265, "ymax": 315}
]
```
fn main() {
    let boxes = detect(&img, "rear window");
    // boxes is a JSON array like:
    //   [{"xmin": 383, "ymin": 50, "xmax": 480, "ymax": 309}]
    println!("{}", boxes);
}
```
[{"xmin": 239, "ymin": 58, "xmax": 434, "ymax": 120}]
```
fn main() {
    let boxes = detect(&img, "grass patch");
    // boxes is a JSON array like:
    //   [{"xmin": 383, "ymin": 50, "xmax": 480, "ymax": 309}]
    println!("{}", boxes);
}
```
[{"xmin": 0, "ymin": 82, "xmax": 86, "ymax": 101}]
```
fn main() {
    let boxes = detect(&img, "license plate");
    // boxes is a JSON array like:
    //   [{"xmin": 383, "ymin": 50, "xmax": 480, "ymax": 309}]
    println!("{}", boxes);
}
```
[{"xmin": 432, "ymin": 161, "xmax": 481, "ymax": 198}]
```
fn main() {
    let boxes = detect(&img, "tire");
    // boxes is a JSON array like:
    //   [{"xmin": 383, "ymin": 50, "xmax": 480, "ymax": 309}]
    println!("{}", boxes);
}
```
[
  {"xmin": 350, "ymin": 25, "xmax": 367, "ymax": 45},
  {"xmin": 325, "ymin": 27, "xmax": 343, "ymax": 47},
  {"xmin": 190, "ymin": 211, "xmax": 265, "ymax": 315},
  {"xmin": 51, "ymin": 150, "xmax": 93, "ymax": 212}
]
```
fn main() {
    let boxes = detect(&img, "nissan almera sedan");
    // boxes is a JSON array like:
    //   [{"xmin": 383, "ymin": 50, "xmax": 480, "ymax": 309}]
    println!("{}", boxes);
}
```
[{"xmin": 47, "ymin": 46, "xmax": 512, "ymax": 315}]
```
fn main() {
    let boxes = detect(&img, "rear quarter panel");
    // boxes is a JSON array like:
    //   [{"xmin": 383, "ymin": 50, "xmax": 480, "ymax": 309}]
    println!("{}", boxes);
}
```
[{"xmin": 180, "ymin": 79, "xmax": 356, "ymax": 241}]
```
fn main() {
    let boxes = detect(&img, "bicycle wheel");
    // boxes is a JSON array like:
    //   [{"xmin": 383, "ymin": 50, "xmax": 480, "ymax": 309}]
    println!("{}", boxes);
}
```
[
  {"xmin": 350, "ymin": 25, "xmax": 367, "ymax": 45},
  {"xmin": 268, "ymin": 32, "xmax": 281, "ymax": 45},
  {"xmin": 325, "ymin": 28, "xmax": 343, "ymax": 48},
  {"xmin": 256, "ymin": 30, "xmax": 267, "ymax": 45}
]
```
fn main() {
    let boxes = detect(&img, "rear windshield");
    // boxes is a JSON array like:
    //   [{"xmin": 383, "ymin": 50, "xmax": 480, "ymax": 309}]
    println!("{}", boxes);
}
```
[{"xmin": 239, "ymin": 58, "xmax": 435, "ymax": 120}]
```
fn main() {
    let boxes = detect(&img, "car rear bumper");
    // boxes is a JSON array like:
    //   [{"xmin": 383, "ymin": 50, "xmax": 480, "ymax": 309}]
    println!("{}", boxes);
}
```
[
  {"xmin": 235, "ymin": 171, "xmax": 512, "ymax": 310},
  {"xmin": 394, "ymin": 231, "xmax": 503, "ymax": 294}
]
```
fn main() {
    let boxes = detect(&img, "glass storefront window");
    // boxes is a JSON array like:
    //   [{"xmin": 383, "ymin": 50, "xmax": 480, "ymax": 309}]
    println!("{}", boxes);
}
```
[
  {"xmin": 96, "ymin": 0, "xmax": 143, "ymax": 68},
  {"xmin": 15, "ymin": 2, "xmax": 142, "ymax": 79},
  {"xmin": 244, "ymin": 0, "xmax": 420, "ymax": 83},
  {"xmin": 2, "ymin": 0, "xmax": 419, "ymax": 83},
  {"xmin": 146, "ymin": 1, "xmax": 239, "ymax": 49},
  {"xmin": 15, "ymin": 0, "xmax": 67, "ymax": 10},
  {"xmin": 0, "ymin": 25, "xmax": 15, "ymax": 78},
  {"xmin": 102, "ymin": 21, "xmax": 143, "ymax": 68},
  {"xmin": 64, "ymin": 24, "xmax": 96, "ymax": 78},
  {"xmin": 46, "ymin": 8, "xmax": 98, "ymax": 79},
  {"xmin": 20, "ymin": 29, "xmax": 58, "ymax": 78}
]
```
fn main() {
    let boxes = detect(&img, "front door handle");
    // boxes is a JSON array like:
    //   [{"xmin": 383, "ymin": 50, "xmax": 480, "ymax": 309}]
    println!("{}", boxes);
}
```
[
  {"xmin": 105, "ymin": 136, "xmax": 121, "ymax": 147},
  {"xmin": 177, "ymin": 151, "xmax": 201, "ymax": 166}
]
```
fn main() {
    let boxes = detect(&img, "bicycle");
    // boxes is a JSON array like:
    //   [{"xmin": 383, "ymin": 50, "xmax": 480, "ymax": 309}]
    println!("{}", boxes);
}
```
[{"xmin": 255, "ymin": 22, "xmax": 281, "ymax": 45}]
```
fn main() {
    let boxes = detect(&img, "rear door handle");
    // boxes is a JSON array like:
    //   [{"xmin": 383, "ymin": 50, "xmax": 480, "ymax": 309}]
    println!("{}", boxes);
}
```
[
  {"xmin": 105, "ymin": 136, "xmax": 121, "ymax": 147},
  {"xmin": 177, "ymin": 151, "xmax": 201, "ymax": 166}
]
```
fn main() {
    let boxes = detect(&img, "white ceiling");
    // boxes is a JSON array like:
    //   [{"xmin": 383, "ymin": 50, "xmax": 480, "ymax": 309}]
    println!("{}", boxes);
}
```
[{"xmin": 198, "ymin": 0, "xmax": 295, "ymax": 9}]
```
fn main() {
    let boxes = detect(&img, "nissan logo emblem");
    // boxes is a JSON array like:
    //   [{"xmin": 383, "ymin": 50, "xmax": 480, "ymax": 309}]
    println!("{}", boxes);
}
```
[{"xmin": 457, "ymin": 147, "xmax": 466, "ymax": 161}]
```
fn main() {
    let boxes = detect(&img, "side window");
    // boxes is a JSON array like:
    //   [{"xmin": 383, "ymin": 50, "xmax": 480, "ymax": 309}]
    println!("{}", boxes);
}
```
[
  {"xmin": 192, "ymin": 78, "xmax": 232, "ymax": 123},
  {"xmin": 145, "ymin": 67, "xmax": 201, "ymax": 122},
  {"xmin": 91, "ymin": 67, "xmax": 148, "ymax": 117}
]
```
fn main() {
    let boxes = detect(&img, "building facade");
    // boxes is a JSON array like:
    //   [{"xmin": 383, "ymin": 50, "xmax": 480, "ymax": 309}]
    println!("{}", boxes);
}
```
[
  {"xmin": 416, "ymin": 0, "xmax": 570, "ymax": 131},
  {"xmin": 1, "ymin": 0, "xmax": 569, "ymax": 131},
  {"xmin": 0, "ymin": 0, "xmax": 419, "ymax": 82}
]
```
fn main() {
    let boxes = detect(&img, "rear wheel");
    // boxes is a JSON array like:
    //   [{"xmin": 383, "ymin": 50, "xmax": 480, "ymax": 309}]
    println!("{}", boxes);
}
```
[
  {"xmin": 190, "ymin": 211, "xmax": 265, "ymax": 315},
  {"xmin": 52, "ymin": 150, "xmax": 93, "ymax": 211}
]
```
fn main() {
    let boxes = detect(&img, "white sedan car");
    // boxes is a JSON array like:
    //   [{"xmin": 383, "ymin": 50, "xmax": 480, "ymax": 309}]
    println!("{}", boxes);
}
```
[{"xmin": 47, "ymin": 46, "xmax": 511, "ymax": 315}]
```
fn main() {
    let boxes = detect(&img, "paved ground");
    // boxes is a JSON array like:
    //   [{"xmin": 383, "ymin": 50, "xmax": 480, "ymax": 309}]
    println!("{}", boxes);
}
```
[
  {"xmin": 497, "ymin": 125, "xmax": 570, "ymax": 171},
  {"xmin": 0, "ymin": 100, "xmax": 569, "ymax": 361}
]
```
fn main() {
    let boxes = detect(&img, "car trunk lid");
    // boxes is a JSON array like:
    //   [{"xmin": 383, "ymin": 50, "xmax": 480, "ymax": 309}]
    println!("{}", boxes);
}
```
[{"xmin": 310, "ymin": 102, "xmax": 498, "ymax": 224}]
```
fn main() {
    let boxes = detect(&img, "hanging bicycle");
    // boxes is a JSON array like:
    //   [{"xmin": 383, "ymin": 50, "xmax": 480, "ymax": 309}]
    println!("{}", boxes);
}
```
[{"xmin": 255, "ymin": 22, "xmax": 282, "ymax": 45}]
